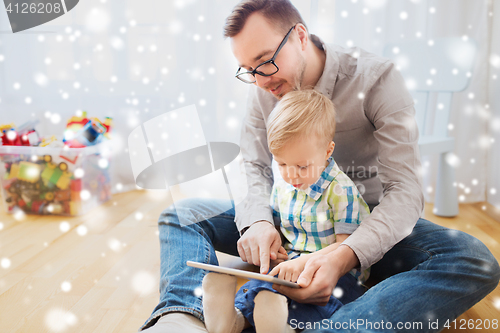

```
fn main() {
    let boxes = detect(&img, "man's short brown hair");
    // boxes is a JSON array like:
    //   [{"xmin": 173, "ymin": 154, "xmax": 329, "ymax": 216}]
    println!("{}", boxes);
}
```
[{"xmin": 223, "ymin": 0, "xmax": 307, "ymax": 38}]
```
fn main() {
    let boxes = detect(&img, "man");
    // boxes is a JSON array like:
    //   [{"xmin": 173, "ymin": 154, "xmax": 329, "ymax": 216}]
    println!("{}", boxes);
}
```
[{"xmin": 140, "ymin": 1, "xmax": 500, "ymax": 332}]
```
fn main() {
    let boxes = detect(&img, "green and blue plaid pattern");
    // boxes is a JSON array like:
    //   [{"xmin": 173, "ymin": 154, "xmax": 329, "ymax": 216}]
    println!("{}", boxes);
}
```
[{"xmin": 271, "ymin": 157, "xmax": 371, "ymax": 283}]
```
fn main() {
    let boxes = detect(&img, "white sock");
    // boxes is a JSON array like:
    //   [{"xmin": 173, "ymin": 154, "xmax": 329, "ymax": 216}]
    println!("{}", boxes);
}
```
[
  {"xmin": 141, "ymin": 312, "xmax": 208, "ymax": 333},
  {"xmin": 202, "ymin": 272, "xmax": 245, "ymax": 333},
  {"xmin": 253, "ymin": 290, "xmax": 295, "ymax": 333}
]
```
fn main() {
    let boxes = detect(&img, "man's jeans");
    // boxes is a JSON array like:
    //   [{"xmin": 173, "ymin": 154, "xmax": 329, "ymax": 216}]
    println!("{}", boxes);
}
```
[{"xmin": 139, "ymin": 198, "xmax": 500, "ymax": 333}]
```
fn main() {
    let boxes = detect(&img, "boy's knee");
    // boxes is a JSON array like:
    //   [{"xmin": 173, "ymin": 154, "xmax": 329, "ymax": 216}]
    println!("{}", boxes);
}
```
[
  {"xmin": 202, "ymin": 272, "xmax": 224, "ymax": 287},
  {"xmin": 254, "ymin": 290, "xmax": 287, "ymax": 307},
  {"xmin": 202, "ymin": 273, "xmax": 237, "ymax": 291}
]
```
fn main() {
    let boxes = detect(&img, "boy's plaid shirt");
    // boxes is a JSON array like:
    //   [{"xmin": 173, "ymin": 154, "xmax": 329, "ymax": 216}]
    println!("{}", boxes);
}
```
[{"xmin": 271, "ymin": 157, "xmax": 371, "ymax": 283}]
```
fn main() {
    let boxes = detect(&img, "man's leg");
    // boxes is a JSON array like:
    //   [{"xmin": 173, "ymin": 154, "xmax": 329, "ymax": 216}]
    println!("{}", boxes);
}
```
[
  {"xmin": 139, "ymin": 197, "xmax": 240, "ymax": 332},
  {"xmin": 304, "ymin": 218, "xmax": 500, "ymax": 333}
]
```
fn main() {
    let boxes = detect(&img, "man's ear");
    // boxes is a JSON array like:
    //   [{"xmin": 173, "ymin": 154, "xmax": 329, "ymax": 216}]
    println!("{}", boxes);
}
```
[
  {"xmin": 326, "ymin": 141, "xmax": 335, "ymax": 159},
  {"xmin": 295, "ymin": 23, "xmax": 308, "ymax": 51}
]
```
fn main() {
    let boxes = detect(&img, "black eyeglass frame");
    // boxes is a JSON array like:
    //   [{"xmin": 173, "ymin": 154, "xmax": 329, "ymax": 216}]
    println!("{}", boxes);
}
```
[{"xmin": 235, "ymin": 25, "xmax": 297, "ymax": 84}]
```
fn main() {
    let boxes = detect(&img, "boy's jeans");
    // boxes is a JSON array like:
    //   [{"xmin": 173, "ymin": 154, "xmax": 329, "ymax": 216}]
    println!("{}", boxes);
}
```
[
  {"xmin": 234, "ymin": 270, "xmax": 365, "ymax": 328},
  {"xmin": 139, "ymin": 198, "xmax": 500, "ymax": 333}
]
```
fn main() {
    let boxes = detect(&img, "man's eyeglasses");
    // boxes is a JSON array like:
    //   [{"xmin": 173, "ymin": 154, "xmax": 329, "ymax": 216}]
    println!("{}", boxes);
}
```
[{"xmin": 235, "ymin": 25, "xmax": 296, "ymax": 84}]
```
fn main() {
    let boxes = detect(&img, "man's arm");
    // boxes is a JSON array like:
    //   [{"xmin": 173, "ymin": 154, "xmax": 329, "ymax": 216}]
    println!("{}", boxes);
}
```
[
  {"xmin": 342, "ymin": 61, "xmax": 424, "ymax": 272},
  {"xmin": 235, "ymin": 85, "xmax": 276, "ymax": 233},
  {"xmin": 235, "ymin": 85, "xmax": 282, "ymax": 273}
]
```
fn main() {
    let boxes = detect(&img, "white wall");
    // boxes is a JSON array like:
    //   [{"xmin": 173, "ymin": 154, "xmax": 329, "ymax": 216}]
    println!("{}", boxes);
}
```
[{"xmin": 320, "ymin": 0, "xmax": 496, "ymax": 205}]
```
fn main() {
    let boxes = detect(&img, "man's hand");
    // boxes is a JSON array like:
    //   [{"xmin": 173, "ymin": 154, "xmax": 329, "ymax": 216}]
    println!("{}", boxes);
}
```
[
  {"xmin": 272, "ymin": 245, "xmax": 359, "ymax": 305},
  {"xmin": 237, "ymin": 221, "xmax": 285, "ymax": 274}
]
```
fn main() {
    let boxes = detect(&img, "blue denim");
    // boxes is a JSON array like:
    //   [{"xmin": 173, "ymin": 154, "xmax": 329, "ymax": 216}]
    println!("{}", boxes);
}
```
[
  {"xmin": 234, "ymin": 270, "xmax": 366, "ymax": 327},
  {"xmin": 139, "ymin": 198, "xmax": 500, "ymax": 333}
]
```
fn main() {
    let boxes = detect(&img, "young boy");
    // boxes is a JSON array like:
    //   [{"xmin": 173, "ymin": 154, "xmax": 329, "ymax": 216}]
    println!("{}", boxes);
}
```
[{"xmin": 202, "ymin": 89, "xmax": 371, "ymax": 333}]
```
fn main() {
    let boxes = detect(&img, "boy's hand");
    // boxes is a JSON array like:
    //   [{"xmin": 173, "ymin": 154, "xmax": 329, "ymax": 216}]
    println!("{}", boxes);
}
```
[
  {"xmin": 272, "ymin": 245, "xmax": 358, "ymax": 305},
  {"xmin": 237, "ymin": 221, "xmax": 282, "ymax": 274},
  {"xmin": 270, "ymin": 246, "xmax": 289, "ymax": 268},
  {"xmin": 268, "ymin": 254, "xmax": 309, "ymax": 282}
]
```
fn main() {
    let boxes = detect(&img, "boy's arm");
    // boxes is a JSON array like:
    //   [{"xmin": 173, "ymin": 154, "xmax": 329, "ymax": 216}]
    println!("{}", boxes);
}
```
[{"xmin": 303, "ymin": 234, "xmax": 349, "ymax": 258}]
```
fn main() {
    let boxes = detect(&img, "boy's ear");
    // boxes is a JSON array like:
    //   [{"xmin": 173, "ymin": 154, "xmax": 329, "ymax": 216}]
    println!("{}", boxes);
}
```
[{"xmin": 326, "ymin": 141, "xmax": 335, "ymax": 158}]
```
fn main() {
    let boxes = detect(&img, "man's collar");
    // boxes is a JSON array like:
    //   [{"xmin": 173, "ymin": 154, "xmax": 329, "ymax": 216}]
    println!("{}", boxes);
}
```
[
  {"xmin": 283, "ymin": 157, "xmax": 340, "ymax": 200},
  {"xmin": 311, "ymin": 35, "xmax": 339, "ymax": 100}
]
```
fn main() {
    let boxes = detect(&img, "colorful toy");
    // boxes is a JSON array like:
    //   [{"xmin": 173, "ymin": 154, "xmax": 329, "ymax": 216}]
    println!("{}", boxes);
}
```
[
  {"xmin": 55, "ymin": 190, "xmax": 71, "ymax": 201},
  {"xmin": 65, "ymin": 112, "xmax": 89, "ymax": 131},
  {"xmin": 1, "ymin": 121, "xmax": 41, "ymax": 146},
  {"xmin": 63, "ymin": 112, "xmax": 112, "ymax": 148},
  {"xmin": 71, "ymin": 190, "xmax": 81, "ymax": 202},
  {"xmin": 101, "ymin": 117, "xmax": 113, "ymax": 140},
  {"xmin": 17, "ymin": 120, "xmax": 41, "ymax": 146},
  {"xmin": 40, "ymin": 162, "xmax": 72, "ymax": 190},
  {"xmin": 45, "ymin": 192, "xmax": 55, "ymax": 201},
  {"xmin": 64, "ymin": 120, "xmax": 106, "ymax": 148},
  {"xmin": 40, "ymin": 136, "xmax": 58, "ymax": 147},
  {"xmin": 56, "ymin": 171, "xmax": 72, "ymax": 190},
  {"xmin": 8, "ymin": 163, "xmax": 20, "ymax": 179},
  {"xmin": 41, "ymin": 162, "xmax": 57, "ymax": 186},
  {"xmin": 0, "ymin": 123, "xmax": 15, "ymax": 134},
  {"xmin": 1, "ymin": 128, "xmax": 20, "ymax": 146},
  {"xmin": 31, "ymin": 200, "xmax": 44, "ymax": 213},
  {"xmin": 45, "ymin": 203, "xmax": 63, "ymax": 214},
  {"xmin": 58, "ymin": 152, "xmax": 79, "ymax": 165},
  {"xmin": 18, "ymin": 162, "xmax": 42, "ymax": 183}
]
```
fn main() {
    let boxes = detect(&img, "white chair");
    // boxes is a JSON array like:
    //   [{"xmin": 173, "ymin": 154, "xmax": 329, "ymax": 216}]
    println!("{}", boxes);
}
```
[{"xmin": 383, "ymin": 38, "xmax": 477, "ymax": 217}]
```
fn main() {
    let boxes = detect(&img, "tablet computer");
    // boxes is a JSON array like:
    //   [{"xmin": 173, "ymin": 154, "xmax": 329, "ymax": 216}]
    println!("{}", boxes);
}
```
[{"xmin": 186, "ymin": 261, "xmax": 300, "ymax": 289}]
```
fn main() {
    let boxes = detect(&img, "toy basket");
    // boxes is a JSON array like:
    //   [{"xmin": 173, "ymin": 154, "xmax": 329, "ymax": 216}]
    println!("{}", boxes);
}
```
[{"xmin": 0, "ymin": 142, "xmax": 111, "ymax": 216}]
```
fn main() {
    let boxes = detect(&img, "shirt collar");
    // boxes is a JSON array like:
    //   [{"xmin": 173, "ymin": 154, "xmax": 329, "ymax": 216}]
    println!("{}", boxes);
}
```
[
  {"xmin": 311, "ymin": 35, "xmax": 339, "ymax": 100},
  {"xmin": 283, "ymin": 156, "xmax": 340, "ymax": 201}
]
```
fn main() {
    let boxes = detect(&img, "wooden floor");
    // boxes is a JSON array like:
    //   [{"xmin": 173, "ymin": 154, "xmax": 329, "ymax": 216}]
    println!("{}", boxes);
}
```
[{"xmin": 0, "ymin": 190, "xmax": 499, "ymax": 332}]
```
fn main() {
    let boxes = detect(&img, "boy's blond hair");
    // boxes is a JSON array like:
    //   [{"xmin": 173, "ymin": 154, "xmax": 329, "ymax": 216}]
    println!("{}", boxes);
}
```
[{"xmin": 267, "ymin": 89, "xmax": 336, "ymax": 153}]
